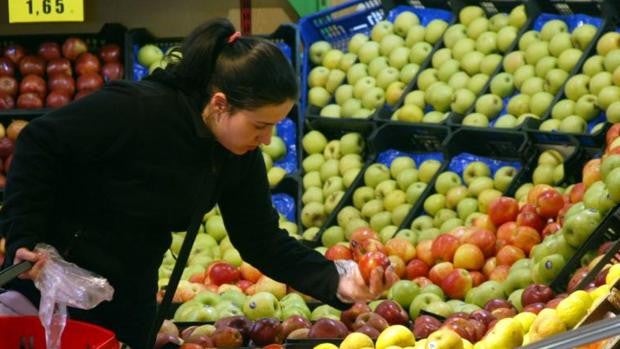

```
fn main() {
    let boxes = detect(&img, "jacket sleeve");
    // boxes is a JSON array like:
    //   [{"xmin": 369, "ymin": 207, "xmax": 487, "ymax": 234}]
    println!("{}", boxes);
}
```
[
  {"xmin": 218, "ymin": 150, "xmax": 350, "ymax": 310},
  {"xmin": 0, "ymin": 85, "xmax": 141, "ymax": 265}
]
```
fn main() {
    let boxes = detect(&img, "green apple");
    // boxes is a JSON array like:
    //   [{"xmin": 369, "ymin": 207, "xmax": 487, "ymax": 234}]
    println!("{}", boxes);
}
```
[
  {"xmin": 423, "ymin": 193, "xmax": 446, "ymax": 216},
  {"xmin": 604, "ymin": 49, "xmax": 620, "ymax": 72},
  {"xmin": 325, "ymin": 69, "xmax": 346, "ymax": 93},
  {"xmin": 368, "ymin": 57, "xmax": 389, "ymax": 78},
  {"xmin": 597, "ymin": 31, "xmax": 620, "ymax": 56},
  {"xmin": 459, "ymin": 5, "xmax": 485, "ymax": 26},
  {"xmin": 392, "ymin": 204, "xmax": 412, "ymax": 226},
  {"xmin": 503, "ymin": 51, "xmax": 527, "ymax": 74},
  {"xmin": 464, "ymin": 280, "xmax": 506, "ymax": 308},
  {"xmin": 605, "ymin": 167, "xmax": 620, "ymax": 202},
  {"xmin": 406, "ymin": 24, "xmax": 427, "ymax": 47},
  {"xmin": 463, "ymin": 161, "xmax": 491, "ymax": 185},
  {"xmin": 535, "ymin": 56, "xmax": 558, "ymax": 79},
  {"xmin": 431, "ymin": 48, "xmax": 451, "ymax": 69},
  {"xmin": 460, "ymin": 51, "xmax": 484, "ymax": 75},
  {"xmin": 541, "ymin": 19, "xmax": 568, "ymax": 41},
  {"xmin": 563, "ymin": 208, "xmax": 602, "ymax": 247},
  {"xmin": 476, "ymin": 31, "xmax": 498, "ymax": 55},
  {"xmin": 598, "ymin": 85, "xmax": 620, "ymax": 110},
  {"xmin": 494, "ymin": 114, "xmax": 518, "ymax": 128},
  {"xmin": 308, "ymin": 66, "xmax": 330, "ymax": 88},
  {"xmin": 320, "ymin": 104, "xmax": 341, "ymax": 118},
  {"xmin": 574, "ymin": 94, "xmax": 600, "ymax": 121},
  {"xmin": 400, "ymin": 63, "xmax": 420, "ymax": 84},
  {"xmin": 545, "ymin": 68, "xmax": 569, "ymax": 95},
  {"xmin": 434, "ymin": 171, "xmax": 462, "ymax": 195},
  {"xmin": 358, "ymin": 41, "xmax": 380, "ymax": 65},
  {"xmin": 353, "ymin": 76, "xmax": 376, "ymax": 100},
  {"xmin": 548, "ymin": 32, "xmax": 573, "ymax": 58},
  {"xmin": 347, "ymin": 63, "xmax": 368, "ymax": 85},
  {"xmin": 452, "ymin": 38, "xmax": 476, "ymax": 61},
  {"xmin": 466, "ymin": 74, "xmax": 489, "ymax": 95},
  {"xmin": 508, "ymin": 289, "xmax": 524, "ymax": 312},
  {"xmin": 302, "ymin": 186, "xmax": 323, "ymax": 205},
  {"xmin": 389, "ymin": 47, "xmax": 411, "ymax": 70},
  {"xmin": 442, "ymin": 24, "xmax": 466, "ymax": 49},
  {"xmin": 490, "ymin": 72, "xmax": 514, "ymax": 98},
  {"xmin": 340, "ymin": 99, "xmax": 362, "ymax": 118},
  {"xmin": 301, "ymin": 202, "xmax": 326, "ymax": 228},
  {"xmin": 497, "ymin": 26, "xmax": 518, "ymax": 53},
  {"xmin": 409, "ymin": 293, "xmax": 443, "ymax": 319},
  {"xmin": 418, "ymin": 159, "xmax": 442, "ymax": 183},
  {"xmin": 583, "ymin": 55, "xmax": 605, "ymax": 77},
  {"xmin": 438, "ymin": 59, "xmax": 460, "ymax": 82},
  {"xmin": 509, "ymin": 4, "xmax": 527, "ymax": 28},
  {"xmin": 520, "ymin": 76, "xmax": 545, "ymax": 96},
  {"xmin": 406, "ymin": 182, "xmax": 427, "ymax": 205},
  {"xmin": 451, "ymin": 88, "xmax": 476, "ymax": 115},
  {"xmin": 339, "ymin": 52, "xmax": 358, "ymax": 72},
  {"xmin": 551, "ymin": 99, "xmax": 575, "ymax": 120},
  {"xmin": 394, "ymin": 11, "xmax": 420, "ymax": 37},
  {"xmin": 174, "ymin": 291, "xmax": 220, "ymax": 322},
  {"xmin": 423, "ymin": 111, "xmax": 449, "ymax": 123},
  {"xmin": 321, "ymin": 225, "xmax": 345, "ymax": 247},
  {"xmin": 564, "ymin": 74, "xmax": 590, "ymax": 101},
  {"xmin": 379, "ymin": 34, "xmax": 404, "ymax": 56},
  {"xmin": 480, "ymin": 54, "xmax": 503, "ymax": 76},
  {"xmin": 362, "ymin": 86, "xmax": 385, "ymax": 110},
  {"xmin": 370, "ymin": 20, "xmax": 394, "ymax": 42},
  {"xmin": 396, "ymin": 104, "xmax": 424, "ymax": 123},
  {"xmin": 395, "ymin": 228, "xmax": 417, "ymax": 245},
  {"xmin": 571, "ymin": 23, "xmax": 597, "ymax": 50},
  {"xmin": 529, "ymin": 91, "xmax": 554, "ymax": 117},
  {"xmin": 386, "ymin": 81, "xmax": 406, "ymax": 105},
  {"xmin": 409, "ymin": 42, "xmax": 433, "ymax": 65},
  {"xmin": 309, "ymin": 40, "xmax": 332, "ymax": 65},
  {"xmin": 348, "ymin": 33, "xmax": 369, "ymax": 54},
  {"xmin": 559, "ymin": 115, "xmax": 587, "ymax": 134},
  {"xmin": 539, "ymin": 119, "xmax": 561, "ymax": 132},
  {"xmin": 310, "ymin": 304, "xmax": 341, "ymax": 321},
  {"xmin": 448, "ymin": 71, "xmax": 470, "ymax": 90},
  {"xmin": 425, "ymin": 19, "xmax": 448, "ymax": 44},
  {"xmin": 589, "ymin": 71, "xmax": 612, "ymax": 96},
  {"xmin": 322, "ymin": 49, "xmax": 344, "ymax": 70},
  {"xmin": 475, "ymin": 94, "xmax": 503, "ymax": 118},
  {"xmin": 138, "ymin": 44, "xmax": 164, "ymax": 67},
  {"xmin": 416, "ymin": 68, "xmax": 439, "ymax": 91},
  {"xmin": 558, "ymin": 48, "xmax": 583, "ymax": 72},
  {"xmin": 334, "ymin": 84, "xmax": 354, "ymax": 106},
  {"xmin": 308, "ymin": 87, "xmax": 331, "ymax": 108}
]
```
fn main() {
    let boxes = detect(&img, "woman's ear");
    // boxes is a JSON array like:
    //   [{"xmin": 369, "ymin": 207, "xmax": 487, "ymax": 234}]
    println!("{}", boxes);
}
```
[{"xmin": 210, "ymin": 92, "xmax": 228, "ymax": 113}]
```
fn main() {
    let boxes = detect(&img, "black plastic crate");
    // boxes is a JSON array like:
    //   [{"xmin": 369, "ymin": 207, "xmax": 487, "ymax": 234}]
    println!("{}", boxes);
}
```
[
  {"xmin": 399, "ymin": 128, "xmax": 533, "ymax": 230},
  {"xmin": 382, "ymin": 0, "xmax": 536, "ymax": 125},
  {"xmin": 124, "ymin": 24, "xmax": 300, "ymax": 82},
  {"xmin": 312, "ymin": 123, "xmax": 449, "ymax": 245},
  {"xmin": 550, "ymin": 204, "xmax": 620, "ymax": 294},
  {"xmin": 0, "ymin": 23, "xmax": 127, "ymax": 117},
  {"xmin": 299, "ymin": 0, "xmax": 454, "ymax": 121},
  {"xmin": 449, "ymin": 0, "xmax": 616, "ymax": 132}
]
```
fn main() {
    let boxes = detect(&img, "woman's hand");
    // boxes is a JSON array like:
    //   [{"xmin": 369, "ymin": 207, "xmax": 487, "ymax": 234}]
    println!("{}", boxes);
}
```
[
  {"xmin": 14, "ymin": 247, "xmax": 47, "ymax": 280},
  {"xmin": 334, "ymin": 259, "xmax": 399, "ymax": 303}
]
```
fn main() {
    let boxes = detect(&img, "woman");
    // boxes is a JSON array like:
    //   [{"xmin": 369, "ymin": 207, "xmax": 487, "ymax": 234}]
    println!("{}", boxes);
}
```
[{"xmin": 0, "ymin": 18, "xmax": 396, "ymax": 348}]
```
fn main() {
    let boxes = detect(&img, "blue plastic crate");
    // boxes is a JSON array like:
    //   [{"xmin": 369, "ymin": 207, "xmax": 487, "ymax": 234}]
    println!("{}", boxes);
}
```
[{"xmin": 298, "ymin": 0, "xmax": 453, "ymax": 115}]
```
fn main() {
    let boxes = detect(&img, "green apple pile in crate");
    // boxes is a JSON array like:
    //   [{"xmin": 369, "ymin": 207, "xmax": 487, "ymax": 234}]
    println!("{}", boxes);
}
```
[
  {"xmin": 300, "ymin": 129, "xmax": 366, "ymax": 237},
  {"xmin": 391, "ymin": 5, "xmax": 528, "ymax": 124},
  {"xmin": 461, "ymin": 15, "xmax": 600, "ymax": 128},
  {"xmin": 540, "ymin": 31, "xmax": 620, "ymax": 133},
  {"xmin": 306, "ymin": 9, "xmax": 451, "ymax": 119}
]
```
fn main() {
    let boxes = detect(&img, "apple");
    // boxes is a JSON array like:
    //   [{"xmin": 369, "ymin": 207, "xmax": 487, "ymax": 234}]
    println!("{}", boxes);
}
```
[
  {"xmin": 18, "ymin": 55, "xmax": 45, "ymax": 76},
  {"xmin": 46, "ymin": 90, "xmax": 71, "ymax": 108},
  {"xmin": 242, "ymin": 291, "xmax": 281, "ymax": 320},
  {"xmin": 521, "ymin": 283, "xmax": 555, "ymax": 307},
  {"xmin": 3, "ymin": 44, "xmax": 25, "ymax": 65},
  {"xmin": 62, "ymin": 37, "xmax": 88, "ymax": 61},
  {"xmin": 46, "ymin": 57, "xmax": 72, "ymax": 76},
  {"xmin": 413, "ymin": 315, "xmax": 442, "ymax": 339},
  {"xmin": 99, "ymin": 43, "xmax": 122, "ymax": 63},
  {"xmin": 409, "ymin": 292, "xmax": 444, "ymax": 319},
  {"xmin": 76, "ymin": 72, "xmax": 104, "ymax": 92},
  {"xmin": 0, "ymin": 57, "xmax": 15, "ymax": 77},
  {"xmin": 441, "ymin": 268, "xmax": 473, "ymax": 300},
  {"xmin": 0, "ymin": 93, "xmax": 15, "ymax": 110},
  {"xmin": 0, "ymin": 76, "xmax": 18, "ymax": 97},
  {"xmin": 374, "ymin": 299, "xmax": 409, "ymax": 326},
  {"xmin": 48, "ymin": 73, "xmax": 76, "ymax": 96},
  {"xmin": 308, "ymin": 318, "xmax": 348, "ymax": 339}
]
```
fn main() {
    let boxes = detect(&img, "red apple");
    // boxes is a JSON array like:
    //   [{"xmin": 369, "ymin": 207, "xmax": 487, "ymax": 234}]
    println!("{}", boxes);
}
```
[
  {"xmin": 482, "ymin": 257, "xmax": 497, "ymax": 278},
  {"xmin": 324, "ymin": 244, "xmax": 352, "ymax": 261},
  {"xmin": 17, "ymin": 93, "xmax": 43, "ymax": 109},
  {"xmin": 351, "ymin": 238, "xmax": 386, "ymax": 261},
  {"xmin": 491, "ymin": 307, "xmax": 517, "ymax": 320},
  {"xmin": 582, "ymin": 158, "xmax": 602, "ymax": 188},
  {"xmin": 484, "ymin": 298, "xmax": 516, "ymax": 313},
  {"xmin": 510, "ymin": 226, "xmax": 541, "ymax": 255},
  {"xmin": 307, "ymin": 318, "xmax": 348, "ymax": 339},
  {"xmin": 280, "ymin": 315, "xmax": 311, "ymax": 339},
  {"xmin": 48, "ymin": 73, "xmax": 76, "ymax": 96},
  {"xmin": 469, "ymin": 309, "xmax": 495, "ymax": 328},
  {"xmin": 536, "ymin": 189, "xmax": 564, "ymax": 218},
  {"xmin": 352, "ymin": 312, "xmax": 389, "ymax": 332},
  {"xmin": 441, "ymin": 268, "xmax": 473, "ymax": 300},
  {"xmin": 523, "ymin": 302, "xmax": 545, "ymax": 314},
  {"xmin": 373, "ymin": 299, "xmax": 408, "ymax": 325},
  {"xmin": 46, "ymin": 58, "xmax": 73, "ymax": 76},
  {"xmin": 385, "ymin": 237, "xmax": 416, "ymax": 263},
  {"xmin": 429, "ymin": 261, "xmax": 454, "ymax": 285},
  {"xmin": 75, "ymin": 52, "xmax": 101, "ymax": 75},
  {"xmin": 0, "ymin": 76, "xmax": 18, "ymax": 97},
  {"xmin": 468, "ymin": 319, "xmax": 487, "ymax": 342},
  {"xmin": 470, "ymin": 271, "xmax": 486, "ymax": 286},
  {"xmin": 236, "ymin": 279, "xmax": 252, "ymax": 293},
  {"xmin": 465, "ymin": 228, "xmax": 496, "ymax": 258},
  {"xmin": 568, "ymin": 182, "xmax": 586, "ymax": 203},
  {"xmin": 595, "ymin": 267, "xmax": 610, "ymax": 286},
  {"xmin": 496, "ymin": 245, "xmax": 525, "ymax": 266},
  {"xmin": 442, "ymin": 317, "xmax": 476, "ymax": 343},
  {"xmin": 355, "ymin": 324, "xmax": 380, "ymax": 339},
  {"xmin": 102, "ymin": 61, "xmax": 123, "ymax": 81},
  {"xmin": 0, "ymin": 58, "xmax": 15, "ymax": 77},
  {"xmin": 521, "ymin": 284, "xmax": 555, "ymax": 306},
  {"xmin": 606, "ymin": 123, "xmax": 620, "ymax": 146},
  {"xmin": 206, "ymin": 261, "xmax": 240, "ymax": 286},
  {"xmin": 542, "ymin": 221, "xmax": 562, "ymax": 238},
  {"xmin": 488, "ymin": 264, "xmax": 510, "ymax": 282},
  {"xmin": 350, "ymin": 227, "xmax": 379, "ymax": 244},
  {"xmin": 76, "ymin": 72, "xmax": 104, "ymax": 92},
  {"xmin": 0, "ymin": 93, "xmax": 14, "ymax": 110},
  {"xmin": 3, "ymin": 45, "xmax": 25, "ymax": 65},
  {"xmin": 453, "ymin": 243, "xmax": 485, "ymax": 271},
  {"xmin": 62, "ymin": 37, "xmax": 88, "ymax": 61},
  {"xmin": 19, "ymin": 74, "xmax": 47, "ymax": 99},
  {"xmin": 598, "ymin": 241, "xmax": 614, "ymax": 255},
  {"xmin": 526, "ymin": 185, "xmax": 554, "ymax": 205},
  {"xmin": 416, "ymin": 240, "xmax": 434, "ymax": 266},
  {"xmin": 357, "ymin": 251, "xmax": 390, "ymax": 283},
  {"xmin": 215, "ymin": 315, "xmax": 254, "ymax": 340},
  {"xmin": 250, "ymin": 317, "xmax": 284, "ymax": 345},
  {"xmin": 0, "ymin": 137, "xmax": 14, "ymax": 158},
  {"xmin": 412, "ymin": 276, "xmax": 433, "ymax": 288},
  {"xmin": 412, "ymin": 315, "xmax": 442, "ymax": 340},
  {"xmin": 340, "ymin": 302, "xmax": 371, "ymax": 330},
  {"xmin": 405, "ymin": 258, "xmax": 430, "ymax": 279},
  {"xmin": 431, "ymin": 234, "xmax": 461, "ymax": 263},
  {"xmin": 38, "ymin": 41, "xmax": 62, "ymax": 61},
  {"xmin": 496, "ymin": 221, "xmax": 517, "ymax": 250},
  {"xmin": 99, "ymin": 43, "xmax": 122, "ymax": 63},
  {"xmin": 18, "ymin": 55, "xmax": 46, "ymax": 76},
  {"xmin": 388, "ymin": 255, "xmax": 406, "ymax": 278},
  {"xmin": 488, "ymin": 196, "xmax": 519, "ymax": 226},
  {"xmin": 516, "ymin": 209, "xmax": 545, "ymax": 233},
  {"xmin": 46, "ymin": 90, "xmax": 72, "ymax": 108}
]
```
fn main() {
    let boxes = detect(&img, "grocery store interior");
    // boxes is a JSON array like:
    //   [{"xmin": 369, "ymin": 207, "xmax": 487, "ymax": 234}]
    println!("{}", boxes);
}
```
[{"xmin": 1, "ymin": 0, "xmax": 620, "ymax": 348}]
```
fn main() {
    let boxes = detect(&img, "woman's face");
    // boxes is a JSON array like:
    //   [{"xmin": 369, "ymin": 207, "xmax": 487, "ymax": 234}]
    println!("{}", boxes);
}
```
[{"xmin": 205, "ymin": 95, "xmax": 294, "ymax": 155}]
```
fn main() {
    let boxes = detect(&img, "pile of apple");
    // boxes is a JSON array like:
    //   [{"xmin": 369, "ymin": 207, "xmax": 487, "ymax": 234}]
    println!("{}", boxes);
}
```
[
  {"xmin": 299, "ymin": 129, "xmax": 365, "ymax": 233},
  {"xmin": 306, "ymin": 9, "xmax": 451, "ymax": 118},
  {"xmin": 459, "ymin": 18, "xmax": 598, "ymax": 128},
  {"xmin": 389, "ymin": 5, "xmax": 527, "ymax": 124},
  {"xmin": 0, "ymin": 119, "xmax": 29, "ymax": 188},
  {"xmin": 538, "ymin": 31, "xmax": 620, "ymax": 133},
  {"xmin": 313, "ymin": 153, "xmax": 442, "ymax": 252},
  {"xmin": 0, "ymin": 38, "xmax": 123, "ymax": 110},
  {"xmin": 262, "ymin": 126, "xmax": 294, "ymax": 189}
]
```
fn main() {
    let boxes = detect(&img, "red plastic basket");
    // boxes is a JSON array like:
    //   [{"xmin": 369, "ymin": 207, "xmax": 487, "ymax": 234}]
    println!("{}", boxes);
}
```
[{"xmin": 0, "ymin": 316, "xmax": 119, "ymax": 349}]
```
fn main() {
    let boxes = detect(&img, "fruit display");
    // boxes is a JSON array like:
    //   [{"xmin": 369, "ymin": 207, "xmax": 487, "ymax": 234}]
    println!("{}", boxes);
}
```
[
  {"xmin": 0, "ymin": 119, "xmax": 29, "ymax": 189},
  {"xmin": 391, "ymin": 4, "xmax": 528, "ymax": 124},
  {"xmin": 261, "ymin": 114, "xmax": 300, "ymax": 188},
  {"xmin": 0, "ymin": 24, "xmax": 125, "ymax": 111},
  {"xmin": 303, "ymin": 5, "xmax": 453, "ymax": 119}
]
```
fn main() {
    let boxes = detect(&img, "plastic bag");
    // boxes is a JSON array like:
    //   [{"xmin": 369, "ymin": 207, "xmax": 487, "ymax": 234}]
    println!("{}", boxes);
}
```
[{"xmin": 32, "ymin": 243, "xmax": 114, "ymax": 349}]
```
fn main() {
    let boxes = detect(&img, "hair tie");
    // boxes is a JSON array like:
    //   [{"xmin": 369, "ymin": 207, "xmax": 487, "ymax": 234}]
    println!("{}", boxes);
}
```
[{"xmin": 227, "ymin": 31, "xmax": 241, "ymax": 44}]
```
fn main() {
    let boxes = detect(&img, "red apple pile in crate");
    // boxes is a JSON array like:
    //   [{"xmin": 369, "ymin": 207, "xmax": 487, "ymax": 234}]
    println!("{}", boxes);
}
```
[
  {"xmin": 0, "ymin": 119, "xmax": 29, "ymax": 188},
  {"xmin": 0, "ymin": 38, "xmax": 123, "ymax": 110}
]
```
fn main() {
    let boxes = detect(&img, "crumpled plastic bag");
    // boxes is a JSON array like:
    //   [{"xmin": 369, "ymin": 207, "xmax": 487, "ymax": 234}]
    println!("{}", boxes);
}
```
[{"xmin": 32, "ymin": 243, "xmax": 114, "ymax": 349}]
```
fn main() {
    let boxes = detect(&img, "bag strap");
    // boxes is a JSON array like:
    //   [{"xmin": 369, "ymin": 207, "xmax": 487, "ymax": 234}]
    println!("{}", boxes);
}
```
[{"xmin": 145, "ymin": 206, "xmax": 204, "ymax": 348}]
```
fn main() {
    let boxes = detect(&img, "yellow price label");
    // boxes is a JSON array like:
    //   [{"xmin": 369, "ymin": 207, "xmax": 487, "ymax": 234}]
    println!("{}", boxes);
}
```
[{"xmin": 8, "ymin": 0, "xmax": 84, "ymax": 23}]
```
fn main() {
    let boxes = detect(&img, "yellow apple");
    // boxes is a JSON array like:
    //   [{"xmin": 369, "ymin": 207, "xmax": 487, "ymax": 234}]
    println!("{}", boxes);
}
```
[
  {"xmin": 425, "ymin": 328, "xmax": 462, "ymax": 349},
  {"xmin": 376, "ymin": 325, "xmax": 416, "ymax": 349}
]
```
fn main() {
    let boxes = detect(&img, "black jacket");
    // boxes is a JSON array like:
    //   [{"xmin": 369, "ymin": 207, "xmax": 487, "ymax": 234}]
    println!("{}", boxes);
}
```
[{"xmin": 0, "ymin": 70, "xmax": 347, "ymax": 347}]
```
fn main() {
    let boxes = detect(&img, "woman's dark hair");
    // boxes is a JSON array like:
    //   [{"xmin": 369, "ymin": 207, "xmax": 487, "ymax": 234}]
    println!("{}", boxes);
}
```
[{"xmin": 169, "ymin": 18, "xmax": 299, "ymax": 110}]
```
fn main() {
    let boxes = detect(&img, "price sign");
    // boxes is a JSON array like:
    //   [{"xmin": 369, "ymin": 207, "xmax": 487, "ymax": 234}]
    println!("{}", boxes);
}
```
[{"xmin": 8, "ymin": 0, "xmax": 84, "ymax": 23}]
